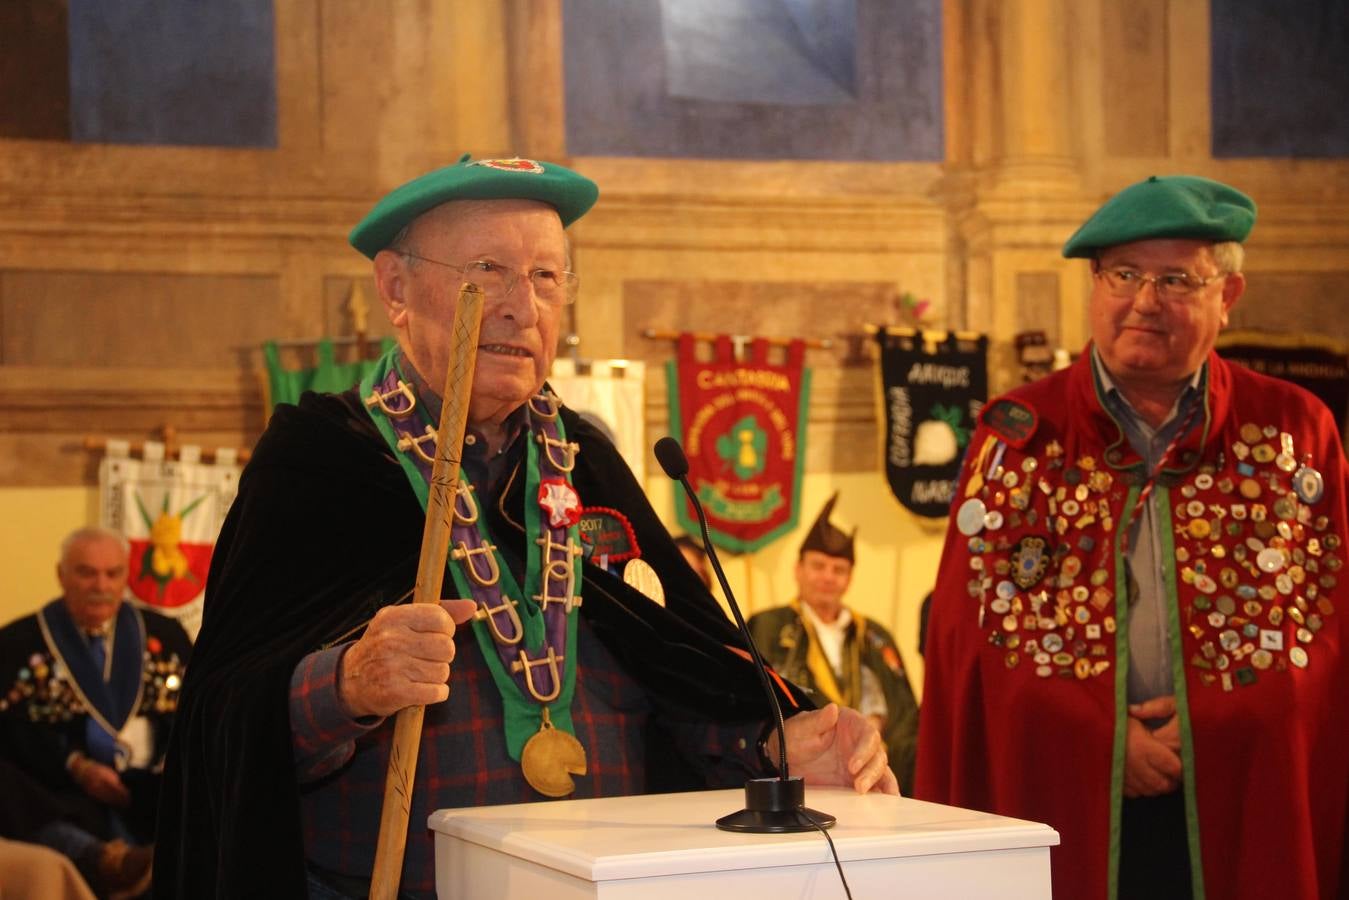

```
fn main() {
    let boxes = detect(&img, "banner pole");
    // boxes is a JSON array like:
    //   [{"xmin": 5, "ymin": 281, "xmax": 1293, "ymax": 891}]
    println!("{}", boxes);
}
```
[{"xmin": 742, "ymin": 554, "xmax": 755, "ymax": 615}]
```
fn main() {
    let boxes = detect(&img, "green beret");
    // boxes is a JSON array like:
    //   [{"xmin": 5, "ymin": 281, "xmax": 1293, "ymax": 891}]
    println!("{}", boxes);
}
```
[
  {"xmin": 349, "ymin": 154, "xmax": 599, "ymax": 259},
  {"xmin": 1062, "ymin": 175, "xmax": 1256, "ymax": 259}
]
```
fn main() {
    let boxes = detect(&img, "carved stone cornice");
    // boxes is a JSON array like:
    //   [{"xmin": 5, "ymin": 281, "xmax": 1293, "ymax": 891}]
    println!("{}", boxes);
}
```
[
  {"xmin": 1242, "ymin": 203, "xmax": 1349, "ymax": 254},
  {"xmin": 0, "ymin": 192, "xmax": 368, "ymax": 247},
  {"xmin": 578, "ymin": 193, "xmax": 947, "ymax": 255},
  {"xmin": 0, "ymin": 366, "xmax": 263, "ymax": 487}
]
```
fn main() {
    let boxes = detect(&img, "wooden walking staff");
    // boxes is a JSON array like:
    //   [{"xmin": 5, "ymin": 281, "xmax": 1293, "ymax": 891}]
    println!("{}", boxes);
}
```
[{"xmin": 369, "ymin": 282, "xmax": 485, "ymax": 900}]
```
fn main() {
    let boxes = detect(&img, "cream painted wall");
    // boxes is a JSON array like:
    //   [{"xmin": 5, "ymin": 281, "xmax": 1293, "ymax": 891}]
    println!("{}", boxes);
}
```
[
  {"xmin": 0, "ymin": 478, "xmax": 946, "ymax": 699},
  {"xmin": 644, "ymin": 472, "xmax": 945, "ymax": 700},
  {"xmin": 0, "ymin": 487, "xmax": 98, "ymax": 627}
]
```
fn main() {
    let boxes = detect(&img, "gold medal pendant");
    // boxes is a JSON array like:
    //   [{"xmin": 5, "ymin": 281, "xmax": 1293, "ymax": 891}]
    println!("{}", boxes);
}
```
[{"xmin": 520, "ymin": 708, "xmax": 587, "ymax": 798}]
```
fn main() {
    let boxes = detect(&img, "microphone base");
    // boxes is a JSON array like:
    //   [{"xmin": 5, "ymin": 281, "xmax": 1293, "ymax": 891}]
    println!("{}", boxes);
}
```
[{"xmin": 715, "ymin": 777, "xmax": 836, "ymax": 834}]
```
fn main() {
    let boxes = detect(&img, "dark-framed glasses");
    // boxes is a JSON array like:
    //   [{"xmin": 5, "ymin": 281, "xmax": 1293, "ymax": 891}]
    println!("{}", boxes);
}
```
[
  {"xmin": 1095, "ymin": 267, "xmax": 1225, "ymax": 300},
  {"xmin": 399, "ymin": 252, "xmax": 579, "ymax": 306}
]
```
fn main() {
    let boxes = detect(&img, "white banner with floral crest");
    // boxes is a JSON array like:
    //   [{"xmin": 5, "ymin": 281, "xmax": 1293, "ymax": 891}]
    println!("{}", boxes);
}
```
[
  {"xmin": 99, "ymin": 441, "xmax": 240, "ymax": 638},
  {"xmin": 548, "ymin": 359, "xmax": 647, "ymax": 484}
]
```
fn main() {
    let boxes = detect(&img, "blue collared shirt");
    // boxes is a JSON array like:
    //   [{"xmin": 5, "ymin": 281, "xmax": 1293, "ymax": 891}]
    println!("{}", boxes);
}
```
[{"xmin": 1092, "ymin": 350, "xmax": 1204, "ymax": 705}]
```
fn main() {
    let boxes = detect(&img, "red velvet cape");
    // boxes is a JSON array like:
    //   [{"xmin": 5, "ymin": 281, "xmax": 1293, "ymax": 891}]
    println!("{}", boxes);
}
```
[{"xmin": 916, "ymin": 350, "xmax": 1349, "ymax": 900}]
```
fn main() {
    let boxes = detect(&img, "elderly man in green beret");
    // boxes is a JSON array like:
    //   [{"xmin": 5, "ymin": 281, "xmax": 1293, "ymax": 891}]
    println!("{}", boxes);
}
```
[
  {"xmin": 154, "ymin": 156, "xmax": 896, "ymax": 899},
  {"xmin": 917, "ymin": 175, "xmax": 1349, "ymax": 900}
]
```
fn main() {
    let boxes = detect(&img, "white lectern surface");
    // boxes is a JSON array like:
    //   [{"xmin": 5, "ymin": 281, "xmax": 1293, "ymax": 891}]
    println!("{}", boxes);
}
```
[{"xmin": 429, "ymin": 787, "xmax": 1058, "ymax": 899}]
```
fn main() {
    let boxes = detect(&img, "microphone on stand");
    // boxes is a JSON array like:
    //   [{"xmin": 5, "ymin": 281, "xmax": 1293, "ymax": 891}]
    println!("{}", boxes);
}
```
[{"xmin": 654, "ymin": 436, "xmax": 835, "ymax": 833}]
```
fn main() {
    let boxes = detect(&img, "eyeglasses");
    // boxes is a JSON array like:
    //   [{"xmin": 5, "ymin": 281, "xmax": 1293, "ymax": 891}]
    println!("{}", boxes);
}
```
[
  {"xmin": 398, "ymin": 252, "xmax": 579, "ymax": 306},
  {"xmin": 1094, "ymin": 266, "xmax": 1226, "ymax": 300}
]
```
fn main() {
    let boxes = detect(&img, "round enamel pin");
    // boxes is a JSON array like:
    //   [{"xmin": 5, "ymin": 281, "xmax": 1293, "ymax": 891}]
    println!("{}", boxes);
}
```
[
  {"xmin": 957, "ymin": 498, "xmax": 988, "ymax": 536},
  {"xmin": 1294, "ymin": 465, "xmax": 1325, "ymax": 505}
]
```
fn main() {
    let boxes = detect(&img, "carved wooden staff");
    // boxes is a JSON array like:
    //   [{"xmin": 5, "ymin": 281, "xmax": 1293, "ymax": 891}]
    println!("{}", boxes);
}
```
[{"xmin": 370, "ymin": 282, "xmax": 485, "ymax": 900}]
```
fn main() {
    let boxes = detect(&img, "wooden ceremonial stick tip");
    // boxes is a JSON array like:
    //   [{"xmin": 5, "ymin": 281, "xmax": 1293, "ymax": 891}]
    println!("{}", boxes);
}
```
[{"xmin": 369, "ymin": 282, "xmax": 484, "ymax": 900}]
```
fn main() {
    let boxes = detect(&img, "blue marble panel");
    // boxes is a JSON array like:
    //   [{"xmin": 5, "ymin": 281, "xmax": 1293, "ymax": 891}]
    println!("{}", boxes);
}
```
[
  {"xmin": 563, "ymin": 0, "xmax": 943, "ymax": 161},
  {"xmin": 1211, "ymin": 0, "xmax": 1349, "ymax": 158},
  {"xmin": 662, "ymin": 0, "xmax": 856, "ymax": 105},
  {"xmin": 67, "ymin": 0, "xmax": 276, "ymax": 148}
]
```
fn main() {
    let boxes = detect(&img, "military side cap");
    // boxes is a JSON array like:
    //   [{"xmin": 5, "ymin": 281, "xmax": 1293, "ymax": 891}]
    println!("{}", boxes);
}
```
[
  {"xmin": 349, "ymin": 154, "xmax": 600, "ymax": 259},
  {"xmin": 1062, "ymin": 175, "xmax": 1256, "ymax": 259},
  {"xmin": 800, "ymin": 492, "xmax": 855, "ymax": 563}
]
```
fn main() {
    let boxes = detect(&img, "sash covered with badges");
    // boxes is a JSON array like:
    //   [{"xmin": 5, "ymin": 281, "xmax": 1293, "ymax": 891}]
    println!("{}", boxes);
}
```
[
  {"xmin": 361, "ymin": 351, "xmax": 587, "ymax": 797},
  {"xmin": 955, "ymin": 374, "xmax": 1338, "ymax": 688},
  {"xmin": 874, "ymin": 328, "xmax": 988, "ymax": 518}
]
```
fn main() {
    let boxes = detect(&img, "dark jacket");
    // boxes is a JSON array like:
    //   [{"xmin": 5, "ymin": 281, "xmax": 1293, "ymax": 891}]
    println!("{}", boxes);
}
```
[{"xmin": 153, "ymin": 390, "xmax": 807, "ymax": 898}]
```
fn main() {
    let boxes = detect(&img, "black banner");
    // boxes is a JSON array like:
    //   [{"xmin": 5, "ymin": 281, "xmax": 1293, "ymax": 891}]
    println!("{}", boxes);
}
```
[
  {"xmin": 875, "ymin": 329, "xmax": 989, "ymax": 519},
  {"xmin": 1216, "ymin": 331, "xmax": 1349, "ymax": 429}
]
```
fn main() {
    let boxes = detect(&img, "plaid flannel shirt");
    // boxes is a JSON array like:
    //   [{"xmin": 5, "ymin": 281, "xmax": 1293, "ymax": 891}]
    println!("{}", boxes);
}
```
[
  {"xmin": 290, "ymin": 614, "xmax": 765, "ymax": 893},
  {"xmin": 289, "ymin": 412, "xmax": 765, "ymax": 894}
]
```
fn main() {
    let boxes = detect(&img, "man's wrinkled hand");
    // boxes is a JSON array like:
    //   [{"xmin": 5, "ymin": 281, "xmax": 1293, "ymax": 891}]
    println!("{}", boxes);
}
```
[
  {"xmin": 767, "ymin": 703, "xmax": 899, "ymax": 795},
  {"xmin": 1129, "ymin": 695, "xmax": 1181, "ymax": 753},
  {"xmin": 337, "ymin": 599, "xmax": 477, "ymax": 718},
  {"xmin": 1123, "ymin": 715, "xmax": 1183, "ymax": 798}
]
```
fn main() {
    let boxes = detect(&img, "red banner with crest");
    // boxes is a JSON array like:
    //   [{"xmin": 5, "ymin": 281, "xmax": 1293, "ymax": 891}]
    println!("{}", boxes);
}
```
[
  {"xmin": 100, "ymin": 442, "xmax": 240, "ymax": 638},
  {"xmin": 666, "ymin": 334, "xmax": 811, "ymax": 554}
]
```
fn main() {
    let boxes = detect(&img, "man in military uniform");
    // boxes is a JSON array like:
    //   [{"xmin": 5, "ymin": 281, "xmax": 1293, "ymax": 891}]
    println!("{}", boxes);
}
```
[
  {"xmin": 749, "ymin": 494, "xmax": 919, "ymax": 794},
  {"xmin": 0, "ymin": 527, "xmax": 191, "ymax": 895},
  {"xmin": 917, "ymin": 176, "xmax": 1349, "ymax": 900}
]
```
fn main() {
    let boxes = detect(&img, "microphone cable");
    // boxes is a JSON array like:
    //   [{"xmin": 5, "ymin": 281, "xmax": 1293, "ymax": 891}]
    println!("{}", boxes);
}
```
[{"xmin": 797, "ymin": 808, "xmax": 852, "ymax": 899}]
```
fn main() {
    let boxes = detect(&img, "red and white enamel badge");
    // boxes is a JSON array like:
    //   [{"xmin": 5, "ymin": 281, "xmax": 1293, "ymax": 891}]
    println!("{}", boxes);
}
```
[
  {"xmin": 538, "ymin": 478, "xmax": 581, "ymax": 528},
  {"xmin": 471, "ymin": 157, "xmax": 544, "ymax": 174}
]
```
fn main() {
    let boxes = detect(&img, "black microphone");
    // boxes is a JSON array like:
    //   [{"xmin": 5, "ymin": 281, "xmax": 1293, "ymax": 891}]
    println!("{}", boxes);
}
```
[{"xmin": 655, "ymin": 436, "xmax": 835, "ymax": 833}]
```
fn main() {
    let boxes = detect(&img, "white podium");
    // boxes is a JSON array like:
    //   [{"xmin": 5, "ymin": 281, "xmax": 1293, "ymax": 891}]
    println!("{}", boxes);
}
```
[{"xmin": 429, "ymin": 787, "xmax": 1058, "ymax": 899}]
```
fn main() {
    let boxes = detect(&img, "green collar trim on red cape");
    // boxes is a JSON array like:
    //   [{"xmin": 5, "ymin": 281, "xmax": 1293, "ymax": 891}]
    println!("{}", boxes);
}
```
[
  {"xmin": 1106, "ymin": 485, "xmax": 1206, "ymax": 900},
  {"xmin": 1156, "ymin": 487, "xmax": 1206, "ymax": 900},
  {"xmin": 1107, "ymin": 482, "xmax": 1133, "ymax": 900}
]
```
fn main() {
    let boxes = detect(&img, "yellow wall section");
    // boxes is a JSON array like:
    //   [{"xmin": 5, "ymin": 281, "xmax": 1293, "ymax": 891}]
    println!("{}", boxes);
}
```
[
  {"xmin": 0, "ymin": 487, "xmax": 98, "ymax": 627},
  {"xmin": 0, "ymin": 477, "xmax": 944, "ymax": 699},
  {"xmin": 644, "ymin": 473, "xmax": 943, "ymax": 699}
]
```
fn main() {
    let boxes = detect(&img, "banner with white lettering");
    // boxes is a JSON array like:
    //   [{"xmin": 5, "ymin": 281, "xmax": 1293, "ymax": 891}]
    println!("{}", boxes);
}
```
[
  {"xmin": 874, "ymin": 329, "xmax": 988, "ymax": 518},
  {"xmin": 1216, "ymin": 330, "xmax": 1349, "ymax": 434},
  {"xmin": 547, "ymin": 358, "xmax": 647, "ymax": 483},
  {"xmin": 100, "ymin": 441, "xmax": 240, "ymax": 638},
  {"xmin": 667, "ymin": 334, "xmax": 811, "ymax": 553}
]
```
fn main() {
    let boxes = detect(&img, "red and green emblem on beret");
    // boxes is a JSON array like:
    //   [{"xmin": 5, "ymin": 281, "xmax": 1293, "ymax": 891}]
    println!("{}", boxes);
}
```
[{"xmin": 471, "ymin": 157, "xmax": 545, "ymax": 174}]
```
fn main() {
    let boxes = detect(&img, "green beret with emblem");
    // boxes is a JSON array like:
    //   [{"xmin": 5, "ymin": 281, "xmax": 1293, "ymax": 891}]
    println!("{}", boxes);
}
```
[
  {"xmin": 1062, "ymin": 175, "xmax": 1256, "ymax": 259},
  {"xmin": 349, "ymin": 154, "xmax": 600, "ymax": 259}
]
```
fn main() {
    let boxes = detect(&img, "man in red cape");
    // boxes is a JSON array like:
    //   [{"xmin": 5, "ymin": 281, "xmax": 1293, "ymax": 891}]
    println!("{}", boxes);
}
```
[{"xmin": 917, "ymin": 175, "xmax": 1348, "ymax": 900}]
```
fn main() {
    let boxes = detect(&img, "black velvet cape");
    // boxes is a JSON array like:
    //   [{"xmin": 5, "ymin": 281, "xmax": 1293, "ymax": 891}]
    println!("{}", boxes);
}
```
[{"xmin": 153, "ymin": 390, "xmax": 807, "ymax": 898}]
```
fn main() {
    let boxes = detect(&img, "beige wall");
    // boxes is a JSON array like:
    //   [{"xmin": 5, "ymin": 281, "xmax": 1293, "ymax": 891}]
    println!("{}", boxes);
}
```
[
  {"xmin": 644, "ymin": 472, "xmax": 947, "ymax": 698},
  {"xmin": 0, "ymin": 487, "xmax": 95, "ymax": 626},
  {"xmin": 0, "ymin": 479, "xmax": 943, "ymax": 695},
  {"xmin": 3, "ymin": 0, "xmax": 1349, "ymax": 701}
]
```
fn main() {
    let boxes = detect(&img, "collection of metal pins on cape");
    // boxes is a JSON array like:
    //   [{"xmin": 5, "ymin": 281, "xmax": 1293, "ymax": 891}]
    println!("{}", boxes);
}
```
[{"xmin": 369, "ymin": 282, "xmax": 485, "ymax": 900}]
